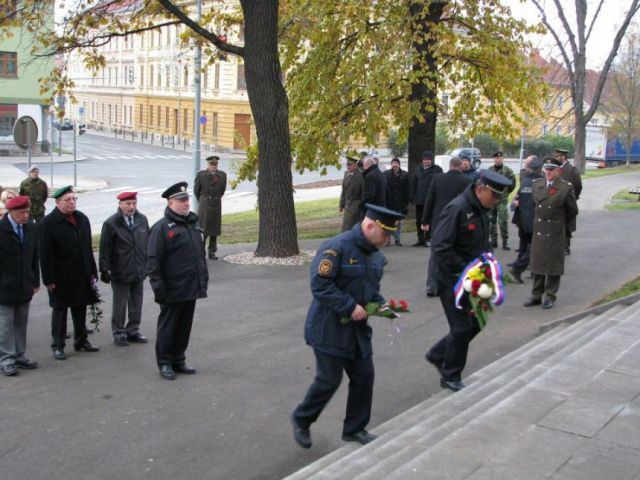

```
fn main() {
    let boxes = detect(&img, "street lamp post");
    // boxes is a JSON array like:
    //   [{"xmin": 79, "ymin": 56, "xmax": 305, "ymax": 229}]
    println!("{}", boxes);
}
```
[{"xmin": 192, "ymin": 0, "xmax": 202, "ymax": 211}]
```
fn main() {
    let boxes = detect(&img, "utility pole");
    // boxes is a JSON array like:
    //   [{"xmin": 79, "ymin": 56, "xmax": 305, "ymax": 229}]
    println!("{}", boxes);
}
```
[{"xmin": 192, "ymin": 0, "xmax": 202, "ymax": 211}]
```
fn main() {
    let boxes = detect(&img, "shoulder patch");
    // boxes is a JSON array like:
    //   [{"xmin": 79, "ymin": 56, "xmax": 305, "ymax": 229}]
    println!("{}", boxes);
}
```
[
  {"xmin": 323, "ymin": 249, "xmax": 338, "ymax": 257},
  {"xmin": 318, "ymin": 259, "xmax": 334, "ymax": 277}
]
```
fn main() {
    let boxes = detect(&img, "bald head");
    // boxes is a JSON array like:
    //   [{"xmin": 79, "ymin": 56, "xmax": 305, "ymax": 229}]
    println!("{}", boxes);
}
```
[{"xmin": 362, "ymin": 156, "xmax": 376, "ymax": 170}]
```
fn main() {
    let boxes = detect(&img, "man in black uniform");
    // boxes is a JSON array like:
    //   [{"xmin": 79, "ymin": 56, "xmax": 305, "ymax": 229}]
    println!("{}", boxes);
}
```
[
  {"xmin": 359, "ymin": 156, "xmax": 386, "ymax": 219},
  {"xmin": 555, "ymin": 148, "xmax": 582, "ymax": 255},
  {"xmin": 509, "ymin": 157, "xmax": 544, "ymax": 283},
  {"xmin": 291, "ymin": 204, "xmax": 404, "ymax": 449},
  {"xmin": 426, "ymin": 171, "xmax": 512, "ymax": 391},
  {"xmin": 421, "ymin": 157, "xmax": 473, "ymax": 296},
  {"xmin": 410, "ymin": 150, "xmax": 443, "ymax": 246},
  {"xmin": 148, "ymin": 182, "xmax": 209, "ymax": 380}
]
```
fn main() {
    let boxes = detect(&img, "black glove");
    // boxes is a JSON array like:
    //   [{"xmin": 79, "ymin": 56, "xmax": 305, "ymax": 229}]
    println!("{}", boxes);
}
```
[{"xmin": 100, "ymin": 271, "xmax": 111, "ymax": 284}]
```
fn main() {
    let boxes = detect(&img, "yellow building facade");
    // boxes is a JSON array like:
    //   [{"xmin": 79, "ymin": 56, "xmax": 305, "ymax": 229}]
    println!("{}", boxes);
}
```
[{"xmin": 67, "ymin": 17, "xmax": 254, "ymax": 152}]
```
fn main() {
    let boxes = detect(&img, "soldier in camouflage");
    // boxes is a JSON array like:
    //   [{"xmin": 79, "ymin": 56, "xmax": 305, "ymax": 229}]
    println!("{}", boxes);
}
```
[
  {"xmin": 19, "ymin": 165, "xmax": 49, "ymax": 223},
  {"xmin": 487, "ymin": 152, "xmax": 516, "ymax": 250}
]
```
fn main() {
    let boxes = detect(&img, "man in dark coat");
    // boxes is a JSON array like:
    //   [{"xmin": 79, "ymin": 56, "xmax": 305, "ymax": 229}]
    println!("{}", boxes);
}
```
[
  {"xmin": 359, "ymin": 156, "xmax": 386, "ymax": 218},
  {"xmin": 339, "ymin": 157, "xmax": 364, "ymax": 232},
  {"xmin": 555, "ymin": 148, "xmax": 582, "ymax": 255},
  {"xmin": 509, "ymin": 156, "xmax": 544, "ymax": 283},
  {"xmin": 0, "ymin": 196, "xmax": 40, "ymax": 376},
  {"xmin": 410, "ymin": 150, "xmax": 443, "ymax": 246},
  {"xmin": 524, "ymin": 158, "xmax": 578, "ymax": 309},
  {"xmin": 487, "ymin": 151, "xmax": 516, "ymax": 250},
  {"xmin": 461, "ymin": 156, "xmax": 481, "ymax": 182},
  {"xmin": 420, "ymin": 157, "xmax": 473, "ymax": 296},
  {"xmin": 384, "ymin": 157, "xmax": 409, "ymax": 245},
  {"xmin": 148, "ymin": 182, "xmax": 209, "ymax": 380},
  {"xmin": 426, "ymin": 171, "xmax": 512, "ymax": 392},
  {"xmin": 291, "ymin": 204, "xmax": 404, "ymax": 449},
  {"xmin": 39, "ymin": 186, "xmax": 99, "ymax": 360},
  {"xmin": 19, "ymin": 165, "xmax": 48, "ymax": 223},
  {"xmin": 99, "ymin": 191, "xmax": 150, "ymax": 346},
  {"xmin": 194, "ymin": 155, "xmax": 227, "ymax": 260}
]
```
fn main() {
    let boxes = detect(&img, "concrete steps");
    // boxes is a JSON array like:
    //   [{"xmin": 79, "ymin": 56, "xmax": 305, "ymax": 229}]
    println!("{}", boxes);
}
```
[{"xmin": 285, "ymin": 302, "xmax": 638, "ymax": 480}]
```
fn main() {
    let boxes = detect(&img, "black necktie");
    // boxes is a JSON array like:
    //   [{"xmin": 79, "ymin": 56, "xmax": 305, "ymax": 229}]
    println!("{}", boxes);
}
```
[
  {"xmin": 128, "ymin": 216, "xmax": 134, "ymax": 230},
  {"xmin": 16, "ymin": 224, "xmax": 23, "ymax": 241}
]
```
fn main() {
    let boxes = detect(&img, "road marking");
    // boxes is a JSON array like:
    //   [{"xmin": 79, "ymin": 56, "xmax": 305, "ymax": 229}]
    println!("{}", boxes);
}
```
[
  {"xmin": 102, "ymin": 186, "xmax": 135, "ymax": 192},
  {"xmin": 225, "ymin": 191, "xmax": 254, "ymax": 199}
]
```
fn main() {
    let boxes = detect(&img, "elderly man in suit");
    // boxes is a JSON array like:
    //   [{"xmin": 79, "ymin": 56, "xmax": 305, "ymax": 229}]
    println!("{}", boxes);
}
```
[
  {"xmin": 0, "ymin": 196, "xmax": 40, "ymax": 376},
  {"xmin": 39, "ymin": 186, "xmax": 100, "ymax": 360}
]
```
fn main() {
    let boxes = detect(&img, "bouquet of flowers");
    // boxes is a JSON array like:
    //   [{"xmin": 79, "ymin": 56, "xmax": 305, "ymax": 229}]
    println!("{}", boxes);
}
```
[
  {"xmin": 454, "ymin": 252, "xmax": 507, "ymax": 330},
  {"xmin": 341, "ymin": 299, "xmax": 410, "ymax": 324},
  {"xmin": 89, "ymin": 280, "xmax": 104, "ymax": 332}
]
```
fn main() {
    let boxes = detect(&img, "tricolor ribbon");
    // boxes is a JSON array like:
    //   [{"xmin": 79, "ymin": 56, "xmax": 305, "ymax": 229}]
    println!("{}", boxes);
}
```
[{"xmin": 454, "ymin": 251, "xmax": 507, "ymax": 310}]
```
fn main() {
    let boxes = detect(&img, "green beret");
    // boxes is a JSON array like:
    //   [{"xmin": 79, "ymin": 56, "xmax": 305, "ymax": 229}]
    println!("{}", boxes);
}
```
[{"xmin": 52, "ymin": 185, "xmax": 73, "ymax": 199}]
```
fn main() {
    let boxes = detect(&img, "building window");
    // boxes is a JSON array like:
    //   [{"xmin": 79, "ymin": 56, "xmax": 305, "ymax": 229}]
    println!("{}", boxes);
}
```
[
  {"xmin": 542, "ymin": 124, "xmax": 548, "ymax": 136},
  {"xmin": 211, "ymin": 112, "xmax": 218, "ymax": 138},
  {"xmin": 183, "ymin": 109, "xmax": 188, "ymax": 132},
  {"xmin": 149, "ymin": 65, "xmax": 154, "ymax": 88},
  {"xmin": 149, "ymin": 105, "xmax": 154, "ymax": 126},
  {"xmin": 183, "ymin": 66, "xmax": 189, "ymax": 87},
  {"xmin": 557, "ymin": 95, "xmax": 564, "ymax": 110},
  {"xmin": 214, "ymin": 63, "xmax": 220, "ymax": 90},
  {"xmin": 0, "ymin": 104, "xmax": 17, "ymax": 135},
  {"xmin": 203, "ymin": 110, "xmax": 207, "ymax": 135},
  {"xmin": 165, "ymin": 106, "xmax": 169, "ymax": 128},
  {"xmin": 140, "ymin": 66, "xmax": 144, "ymax": 86},
  {"xmin": 139, "ymin": 105, "xmax": 143, "ymax": 125},
  {"xmin": 165, "ymin": 66, "xmax": 170, "ymax": 88},
  {"xmin": 237, "ymin": 64, "xmax": 246, "ymax": 90},
  {"xmin": 157, "ymin": 105, "xmax": 161, "ymax": 127},
  {"xmin": 203, "ymin": 68, "xmax": 208, "ymax": 90}
]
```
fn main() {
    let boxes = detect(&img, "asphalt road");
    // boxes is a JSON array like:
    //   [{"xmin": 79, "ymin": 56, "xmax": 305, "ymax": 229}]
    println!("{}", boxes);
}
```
[{"xmin": 2, "ymin": 173, "xmax": 640, "ymax": 479}]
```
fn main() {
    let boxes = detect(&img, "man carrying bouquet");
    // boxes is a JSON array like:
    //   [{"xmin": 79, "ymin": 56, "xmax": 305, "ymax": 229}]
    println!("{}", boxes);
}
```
[
  {"xmin": 426, "ymin": 171, "xmax": 512, "ymax": 392},
  {"xmin": 291, "ymin": 204, "xmax": 404, "ymax": 449}
]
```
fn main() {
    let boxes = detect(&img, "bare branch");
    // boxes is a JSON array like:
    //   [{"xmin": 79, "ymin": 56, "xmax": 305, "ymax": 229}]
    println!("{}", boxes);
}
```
[
  {"xmin": 585, "ymin": 0, "xmax": 604, "ymax": 43},
  {"xmin": 157, "ymin": 0, "xmax": 244, "ymax": 57}
]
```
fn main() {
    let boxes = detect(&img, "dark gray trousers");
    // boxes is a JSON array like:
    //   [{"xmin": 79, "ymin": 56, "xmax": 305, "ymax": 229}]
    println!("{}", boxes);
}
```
[
  {"xmin": 111, "ymin": 280, "xmax": 144, "ymax": 339},
  {"xmin": 0, "ymin": 302, "xmax": 30, "ymax": 366},
  {"xmin": 532, "ymin": 274, "xmax": 561, "ymax": 301}
]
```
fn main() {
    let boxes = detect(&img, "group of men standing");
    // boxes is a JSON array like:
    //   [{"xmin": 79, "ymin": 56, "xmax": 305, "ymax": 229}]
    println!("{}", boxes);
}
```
[{"xmin": 0, "ymin": 156, "xmax": 226, "ymax": 379}]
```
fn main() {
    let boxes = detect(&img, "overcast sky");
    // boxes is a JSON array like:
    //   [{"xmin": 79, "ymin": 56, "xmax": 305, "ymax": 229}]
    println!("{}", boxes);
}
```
[{"xmin": 504, "ymin": 0, "xmax": 638, "ymax": 69}]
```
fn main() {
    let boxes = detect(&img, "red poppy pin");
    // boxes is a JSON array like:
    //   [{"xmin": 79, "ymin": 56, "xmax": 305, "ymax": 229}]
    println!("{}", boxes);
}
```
[
  {"xmin": 167, "ymin": 230, "xmax": 175, "ymax": 239},
  {"xmin": 549, "ymin": 187, "xmax": 557, "ymax": 195},
  {"xmin": 467, "ymin": 223, "xmax": 477, "ymax": 231}
]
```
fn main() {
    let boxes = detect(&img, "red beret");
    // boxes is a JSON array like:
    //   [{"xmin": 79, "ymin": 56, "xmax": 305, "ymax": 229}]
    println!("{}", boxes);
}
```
[
  {"xmin": 5, "ymin": 195, "xmax": 30, "ymax": 210},
  {"xmin": 117, "ymin": 191, "xmax": 137, "ymax": 201}
]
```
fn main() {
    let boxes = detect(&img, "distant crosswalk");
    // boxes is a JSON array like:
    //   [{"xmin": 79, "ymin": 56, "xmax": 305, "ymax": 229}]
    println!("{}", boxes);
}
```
[
  {"xmin": 87, "ymin": 153, "xmax": 192, "ymax": 161},
  {"xmin": 99, "ymin": 184, "xmax": 253, "ymax": 199}
]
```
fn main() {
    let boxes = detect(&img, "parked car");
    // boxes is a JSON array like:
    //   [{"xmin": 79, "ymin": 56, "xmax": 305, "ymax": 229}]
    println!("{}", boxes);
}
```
[
  {"xmin": 435, "ymin": 147, "xmax": 482, "ymax": 171},
  {"xmin": 53, "ymin": 118, "xmax": 73, "ymax": 131}
]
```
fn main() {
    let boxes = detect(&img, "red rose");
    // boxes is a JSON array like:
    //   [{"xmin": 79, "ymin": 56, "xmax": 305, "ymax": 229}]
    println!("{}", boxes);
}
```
[
  {"xmin": 167, "ymin": 230, "xmax": 175, "ymax": 239},
  {"xmin": 389, "ymin": 298, "xmax": 398, "ymax": 309},
  {"xmin": 468, "ymin": 223, "xmax": 477, "ymax": 231},
  {"xmin": 485, "ymin": 267, "xmax": 493, "ymax": 279},
  {"xmin": 549, "ymin": 187, "xmax": 557, "ymax": 195},
  {"xmin": 399, "ymin": 299, "xmax": 409, "ymax": 311}
]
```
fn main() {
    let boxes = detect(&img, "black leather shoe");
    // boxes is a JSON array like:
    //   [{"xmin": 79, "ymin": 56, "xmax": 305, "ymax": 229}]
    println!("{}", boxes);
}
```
[
  {"xmin": 510, "ymin": 269, "xmax": 524, "ymax": 284},
  {"xmin": 395, "ymin": 240, "xmax": 402, "ymax": 247},
  {"xmin": 209, "ymin": 252, "xmax": 218, "ymax": 260},
  {"xmin": 342, "ymin": 430, "xmax": 377, "ymax": 445},
  {"xmin": 440, "ymin": 378, "xmax": 466, "ymax": 392},
  {"xmin": 159, "ymin": 365, "xmax": 176, "ymax": 380},
  {"xmin": 426, "ymin": 289, "xmax": 438, "ymax": 297},
  {"xmin": 291, "ymin": 415, "xmax": 312, "ymax": 449},
  {"xmin": 173, "ymin": 364, "xmax": 196, "ymax": 374},
  {"xmin": 1, "ymin": 364, "xmax": 18, "ymax": 376},
  {"xmin": 114, "ymin": 337, "xmax": 129, "ymax": 346},
  {"xmin": 53, "ymin": 348, "xmax": 67, "ymax": 360},
  {"xmin": 542, "ymin": 298, "xmax": 555, "ymax": 309},
  {"xmin": 523, "ymin": 297, "xmax": 542, "ymax": 307},
  {"xmin": 14, "ymin": 358, "xmax": 38, "ymax": 369},
  {"xmin": 502, "ymin": 243, "xmax": 511, "ymax": 251},
  {"xmin": 412, "ymin": 241, "xmax": 423, "ymax": 247},
  {"xmin": 127, "ymin": 333, "xmax": 148, "ymax": 344},
  {"xmin": 565, "ymin": 246, "xmax": 571, "ymax": 256},
  {"xmin": 74, "ymin": 342, "xmax": 99, "ymax": 352}
]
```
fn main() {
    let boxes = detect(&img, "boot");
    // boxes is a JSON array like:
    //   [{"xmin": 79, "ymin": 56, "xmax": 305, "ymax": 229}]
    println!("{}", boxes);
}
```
[{"xmin": 502, "ymin": 239, "xmax": 510, "ymax": 251}]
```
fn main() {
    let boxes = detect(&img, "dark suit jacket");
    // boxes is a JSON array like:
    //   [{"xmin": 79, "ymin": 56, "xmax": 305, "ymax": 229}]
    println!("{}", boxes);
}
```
[
  {"xmin": 0, "ymin": 216, "xmax": 39, "ymax": 303},
  {"xmin": 421, "ymin": 170, "xmax": 473, "ymax": 230},
  {"xmin": 360, "ymin": 164, "xmax": 386, "ymax": 216}
]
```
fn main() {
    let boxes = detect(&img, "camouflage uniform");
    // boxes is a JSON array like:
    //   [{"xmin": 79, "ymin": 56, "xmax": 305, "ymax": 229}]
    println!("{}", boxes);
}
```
[
  {"xmin": 487, "ymin": 164, "xmax": 516, "ymax": 248},
  {"xmin": 19, "ymin": 177, "xmax": 49, "ymax": 222}
]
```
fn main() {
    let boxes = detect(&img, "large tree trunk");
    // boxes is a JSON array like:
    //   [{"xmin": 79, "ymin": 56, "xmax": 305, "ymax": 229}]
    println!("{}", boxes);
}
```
[
  {"xmin": 407, "ymin": 1, "xmax": 445, "ymax": 178},
  {"xmin": 573, "ymin": 113, "xmax": 587, "ymax": 172},
  {"xmin": 241, "ymin": 0, "xmax": 298, "ymax": 257}
]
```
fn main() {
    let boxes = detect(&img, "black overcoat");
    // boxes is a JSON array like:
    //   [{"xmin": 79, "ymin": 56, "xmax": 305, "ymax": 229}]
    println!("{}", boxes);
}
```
[
  {"xmin": 0, "ymin": 216, "xmax": 39, "ymax": 303},
  {"xmin": 194, "ymin": 169, "xmax": 227, "ymax": 237},
  {"xmin": 360, "ymin": 164, "xmax": 386, "ymax": 216},
  {"xmin": 99, "ymin": 209, "xmax": 149, "ymax": 283},
  {"xmin": 421, "ymin": 170, "xmax": 473, "ymax": 230},
  {"xmin": 384, "ymin": 168, "xmax": 410, "ymax": 214},
  {"xmin": 39, "ymin": 207, "xmax": 98, "ymax": 308},
  {"xmin": 410, "ymin": 164, "xmax": 443, "ymax": 206}
]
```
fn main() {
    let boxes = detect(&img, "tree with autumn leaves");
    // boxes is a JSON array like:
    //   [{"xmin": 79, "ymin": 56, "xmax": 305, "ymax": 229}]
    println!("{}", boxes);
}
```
[{"xmin": 2, "ymin": 0, "xmax": 552, "ymax": 256}]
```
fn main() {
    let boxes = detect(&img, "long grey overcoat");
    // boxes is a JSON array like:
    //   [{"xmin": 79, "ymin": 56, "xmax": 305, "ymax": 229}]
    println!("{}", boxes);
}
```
[
  {"xmin": 529, "ymin": 178, "xmax": 578, "ymax": 276},
  {"xmin": 194, "ymin": 169, "xmax": 227, "ymax": 237}
]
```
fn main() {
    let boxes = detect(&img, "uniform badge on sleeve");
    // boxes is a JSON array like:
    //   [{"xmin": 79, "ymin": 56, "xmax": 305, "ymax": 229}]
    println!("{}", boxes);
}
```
[{"xmin": 318, "ymin": 259, "xmax": 333, "ymax": 277}]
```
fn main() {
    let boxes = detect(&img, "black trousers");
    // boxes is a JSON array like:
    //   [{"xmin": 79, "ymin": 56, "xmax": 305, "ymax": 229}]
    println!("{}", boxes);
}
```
[
  {"xmin": 51, "ymin": 305, "xmax": 88, "ymax": 349},
  {"xmin": 155, "ymin": 300, "xmax": 196, "ymax": 367},
  {"xmin": 426, "ymin": 254, "xmax": 439, "ymax": 294},
  {"xmin": 205, "ymin": 236, "xmax": 218, "ymax": 253},
  {"xmin": 415, "ymin": 204, "xmax": 427, "ymax": 243},
  {"xmin": 428, "ymin": 281, "xmax": 480, "ymax": 382},
  {"xmin": 512, "ymin": 232, "xmax": 532, "ymax": 273},
  {"xmin": 293, "ymin": 348, "xmax": 374, "ymax": 436}
]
